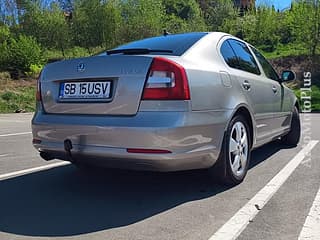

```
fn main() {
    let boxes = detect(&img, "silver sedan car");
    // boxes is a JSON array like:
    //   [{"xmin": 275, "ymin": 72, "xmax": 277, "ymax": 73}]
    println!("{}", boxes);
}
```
[{"xmin": 32, "ymin": 32, "xmax": 300, "ymax": 185}]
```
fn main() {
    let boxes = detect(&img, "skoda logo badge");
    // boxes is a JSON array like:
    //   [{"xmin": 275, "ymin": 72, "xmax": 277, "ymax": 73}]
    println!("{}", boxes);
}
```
[{"xmin": 77, "ymin": 63, "xmax": 85, "ymax": 72}]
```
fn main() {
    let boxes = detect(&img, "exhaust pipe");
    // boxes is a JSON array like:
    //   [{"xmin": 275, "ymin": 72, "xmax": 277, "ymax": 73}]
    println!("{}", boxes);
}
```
[
  {"xmin": 64, "ymin": 139, "xmax": 74, "ymax": 162},
  {"xmin": 40, "ymin": 151, "xmax": 54, "ymax": 161}
]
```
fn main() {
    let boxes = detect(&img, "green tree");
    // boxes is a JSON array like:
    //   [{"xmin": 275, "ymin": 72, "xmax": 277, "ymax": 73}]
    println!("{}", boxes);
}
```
[
  {"xmin": 200, "ymin": 0, "xmax": 238, "ymax": 31},
  {"xmin": 219, "ymin": 6, "xmax": 281, "ymax": 52},
  {"xmin": 0, "ymin": 24, "xmax": 10, "ymax": 43},
  {"xmin": 290, "ymin": 0, "xmax": 320, "ymax": 56},
  {"xmin": 101, "ymin": 0, "xmax": 122, "ymax": 49},
  {"xmin": 0, "ymin": 25, "xmax": 11, "ymax": 70},
  {"xmin": 71, "ymin": 0, "xmax": 121, "ymax": 51},
  {"xmin": 162, "ymin": 0, "xmax": 207, "ymax": 32},
  {"xmin": 231, "ymin": 7, "xmax": 280, "ymax": 52},
  {"xmin": 20, "ymin": 1, "xmax": 71, "ymax": 56},
  {"xmin": 44, "ymin": 2, "xmax": 71, "ymax": 55},
  {"xmin": 119, "ymin": 0, "xmax": 164, "ymax": 43},
  {"xmin": 276, "ymin": 9, "xmax": 294, "ymax": 45}
]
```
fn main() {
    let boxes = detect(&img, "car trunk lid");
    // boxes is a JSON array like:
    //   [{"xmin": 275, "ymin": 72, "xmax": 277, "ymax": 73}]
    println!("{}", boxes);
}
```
[{"xmin": 40, "ymin": 55, "xmax": 153, "ymax": 115}]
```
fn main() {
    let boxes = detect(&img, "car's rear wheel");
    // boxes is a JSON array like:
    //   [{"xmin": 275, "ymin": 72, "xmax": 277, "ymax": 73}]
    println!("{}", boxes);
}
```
[
  {"xmin": 209, "ymin": 115, "xmax": 251, "ymax": 185},
  {"xmin": 281, "ymin": 106, "xmax": 300, "ymax": 146}
]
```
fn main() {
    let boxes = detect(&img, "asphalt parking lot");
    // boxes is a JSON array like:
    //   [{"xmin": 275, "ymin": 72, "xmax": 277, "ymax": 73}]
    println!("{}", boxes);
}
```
[{"xmin": 0, "ymin": 113, "xmax": 319, "ymax": 240}]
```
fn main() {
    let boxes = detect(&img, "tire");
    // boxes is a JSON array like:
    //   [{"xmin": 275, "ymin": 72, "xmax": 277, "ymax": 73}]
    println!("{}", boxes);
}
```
[
  {"xmin": 209, "ymin": 115, "xmax": 251, "ymax": 186},
  {"xmin": 281, "ymin": 106, "xmax": 301, "ymax": 146}
]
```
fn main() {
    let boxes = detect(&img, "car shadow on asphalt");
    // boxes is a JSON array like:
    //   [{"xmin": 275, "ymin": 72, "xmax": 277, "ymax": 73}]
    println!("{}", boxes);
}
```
[
  {"xmin": 249, "ymin": 139, "xmax": 296, "ymax": 170},
  {"xmin": 0, "ymin": 140, "xmax": 295, "ymax": 237}
]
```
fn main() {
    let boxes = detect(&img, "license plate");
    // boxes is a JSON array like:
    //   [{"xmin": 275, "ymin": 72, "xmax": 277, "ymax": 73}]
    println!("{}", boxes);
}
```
[{"xmin": 59, "ymin": 81, "xmax": 111, "ymax": 99}]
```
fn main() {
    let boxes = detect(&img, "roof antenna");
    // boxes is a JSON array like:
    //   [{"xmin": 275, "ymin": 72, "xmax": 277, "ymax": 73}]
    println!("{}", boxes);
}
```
[{"xmin": 163, "ymin": 29, "xmax": 170, "ymax": 36}]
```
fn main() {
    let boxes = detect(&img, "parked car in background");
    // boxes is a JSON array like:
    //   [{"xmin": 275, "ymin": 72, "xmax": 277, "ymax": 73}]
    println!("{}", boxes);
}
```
[{"xmin": 32, "ymin": 32, "xmax": 300, "ymax": 185}]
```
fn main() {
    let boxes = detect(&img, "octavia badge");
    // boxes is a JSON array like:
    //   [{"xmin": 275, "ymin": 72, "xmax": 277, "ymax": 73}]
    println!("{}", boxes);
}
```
[{"xmin": 77, "ymin": 63, "xmax": 85, "ymax": 72}]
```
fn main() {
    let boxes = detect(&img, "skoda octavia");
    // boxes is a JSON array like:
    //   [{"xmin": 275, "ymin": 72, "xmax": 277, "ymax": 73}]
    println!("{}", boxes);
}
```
[{"xmin": 32, "ymin": 32, "xmax": 300, "ymax": 185}]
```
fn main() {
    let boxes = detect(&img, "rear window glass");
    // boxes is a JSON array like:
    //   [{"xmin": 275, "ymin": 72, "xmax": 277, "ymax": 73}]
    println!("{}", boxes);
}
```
[
  {"xmin": 111, "ymin": 32, "xmax": 207, "ymax": 56},
  {"xmin": 228, "ymin": 39, "xmax": 261, "ymax": 75},
  {"xmin": 220, "ymin": 41, "xmax": 239, "ymax": 69}
]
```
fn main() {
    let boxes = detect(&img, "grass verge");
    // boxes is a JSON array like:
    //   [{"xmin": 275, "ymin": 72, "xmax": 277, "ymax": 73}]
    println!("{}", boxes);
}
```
[
  {"xmin": 0, "ymin": 79, "xmax": 36, "ymax": 113},
  {"xmin": 293, "ymin": 85, "xmax": 320, "ymax": 112},
  {"xmin": 262, "ymin": 43, "xmax": 309, "ymax": 60}
]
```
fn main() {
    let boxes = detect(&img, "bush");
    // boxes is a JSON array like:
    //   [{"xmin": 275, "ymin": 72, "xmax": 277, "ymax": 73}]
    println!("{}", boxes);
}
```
[
  {"xmin": 0, "ymin": 26, "xmax": 10, "ymax": 71},
  {"xmin": 6, "ymin": 35, "xmax": 43, "ymax": 75},
  {"xmin": 42, "ymin": 47, "xmax": 91, "ymax": 63},
  {"xmin": 65, "ymin": 47, "xmax": 90, "ymax": 58},
  {"xmin": 25, "ymin": 64, "xmax": 43, "ymax": 78},
  {"xmin": 1, "ymin": 91, "xmax": 16, "ymax": 101},
  {"xmin": 0, "ymin": 25, "xmax": 10, "ymax": 43}
]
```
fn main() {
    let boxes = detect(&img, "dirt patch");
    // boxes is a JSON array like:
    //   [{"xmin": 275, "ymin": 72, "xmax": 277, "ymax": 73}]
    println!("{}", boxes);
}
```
[
  {"xmin": 269, "ymin": 55, "xmax": 320, "ymax": 84},
  {"xmin": 0, "ymin": 78, "xmax": 36, "ymax": 89}
]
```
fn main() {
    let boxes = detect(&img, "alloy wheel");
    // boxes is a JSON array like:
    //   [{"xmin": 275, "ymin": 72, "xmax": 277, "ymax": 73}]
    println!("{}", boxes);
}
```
[{"xmin": 229, "ymin": 121, "xmax": 249, "ymax": 177}]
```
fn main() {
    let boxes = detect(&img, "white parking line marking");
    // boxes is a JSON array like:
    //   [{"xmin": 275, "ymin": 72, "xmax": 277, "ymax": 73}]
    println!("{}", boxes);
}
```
[
  {"xmin": 0, "ymin": 154, "xmax": 9, "ymax": 158},
  {"xmin": 298, "ymin": 185, "xmax": 320, "ymax": 240},
  {"xmin": 0, "ymin": 120, "xmax": 26, "ymax": 123},
  {"xmin": 0, "ymin": 132, "xmax": 32, "ymax": 137},
  {"xmin": 209, "ymin": 140, "xmax": 319, "ymax": 240},
  {"xmin": 0, "ymin": 162, "xmax": 70, "ymax": 181}
]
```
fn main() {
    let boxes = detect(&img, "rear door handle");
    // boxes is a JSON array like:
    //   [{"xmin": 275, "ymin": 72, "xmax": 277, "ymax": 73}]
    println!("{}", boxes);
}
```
[
  {"xmin": 242, "ymin": 80, "xmax": 251, "ymax": 90},
  {"xmin": 272, "ymin": 86, "xmax": 278, "ymax": 93}
]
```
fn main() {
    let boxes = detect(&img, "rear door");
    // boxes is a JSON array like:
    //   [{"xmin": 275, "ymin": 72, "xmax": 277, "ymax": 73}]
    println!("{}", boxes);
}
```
[{"xmin": 226, "ymin": 39, "xmax": 277, "ymax": 141}]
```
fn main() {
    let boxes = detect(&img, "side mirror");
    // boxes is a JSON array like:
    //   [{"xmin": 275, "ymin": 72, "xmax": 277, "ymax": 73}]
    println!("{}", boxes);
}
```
[{"xmin": 281, "ymin": 70, "xmax": 296, "ymax": 82}]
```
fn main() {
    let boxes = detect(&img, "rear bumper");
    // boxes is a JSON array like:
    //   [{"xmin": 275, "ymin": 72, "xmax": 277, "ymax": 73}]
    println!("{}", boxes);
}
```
[
  {"xmin": 32, "ymin": 110, "xmax": 231, "ymax": 171},
  {"xmin": 34, "ymin": 144, "xmax": 218, "ymax": 172}
]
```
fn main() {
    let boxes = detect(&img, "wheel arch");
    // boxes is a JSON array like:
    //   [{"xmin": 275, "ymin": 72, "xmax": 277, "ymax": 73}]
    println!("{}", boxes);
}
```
[
  {"xmin": 228, "ymin": 105, "xmax": 255, "ymax": 149},
  {"xmin": 212, "ymin": 105, "xmax": 254, "ymax": 185}
]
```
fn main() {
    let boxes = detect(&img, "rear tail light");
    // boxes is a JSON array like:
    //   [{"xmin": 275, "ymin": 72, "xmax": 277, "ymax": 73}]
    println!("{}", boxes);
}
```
[
  {"xmin": 36, "ymin": 71, "xmax": 42, "ymax": 102},
  {"xmin": 142, "ymin": 57, "xmax": 190, "ymax": 100}
]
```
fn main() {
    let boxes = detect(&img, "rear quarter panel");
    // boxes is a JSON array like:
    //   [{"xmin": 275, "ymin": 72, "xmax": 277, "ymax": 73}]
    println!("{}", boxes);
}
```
[
  {"xmin": 168, "ymin": 33, "xmax": 257, "ymax": 145},
  {"xmin": 172, "ymin": 33, "xmax": 252, "ymax": 113}
]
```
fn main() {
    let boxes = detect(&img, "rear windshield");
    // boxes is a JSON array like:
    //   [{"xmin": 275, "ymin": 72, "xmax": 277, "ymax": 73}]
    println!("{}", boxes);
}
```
[{"xmin": 111, "ymin": 32, "xmax": 207, "ymax": 56}]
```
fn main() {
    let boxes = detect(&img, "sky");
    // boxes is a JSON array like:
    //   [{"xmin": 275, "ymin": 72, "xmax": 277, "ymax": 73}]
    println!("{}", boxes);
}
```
[{"xmin": 256, "ymin": 0, "xmax": 292, "ymax": 11}]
